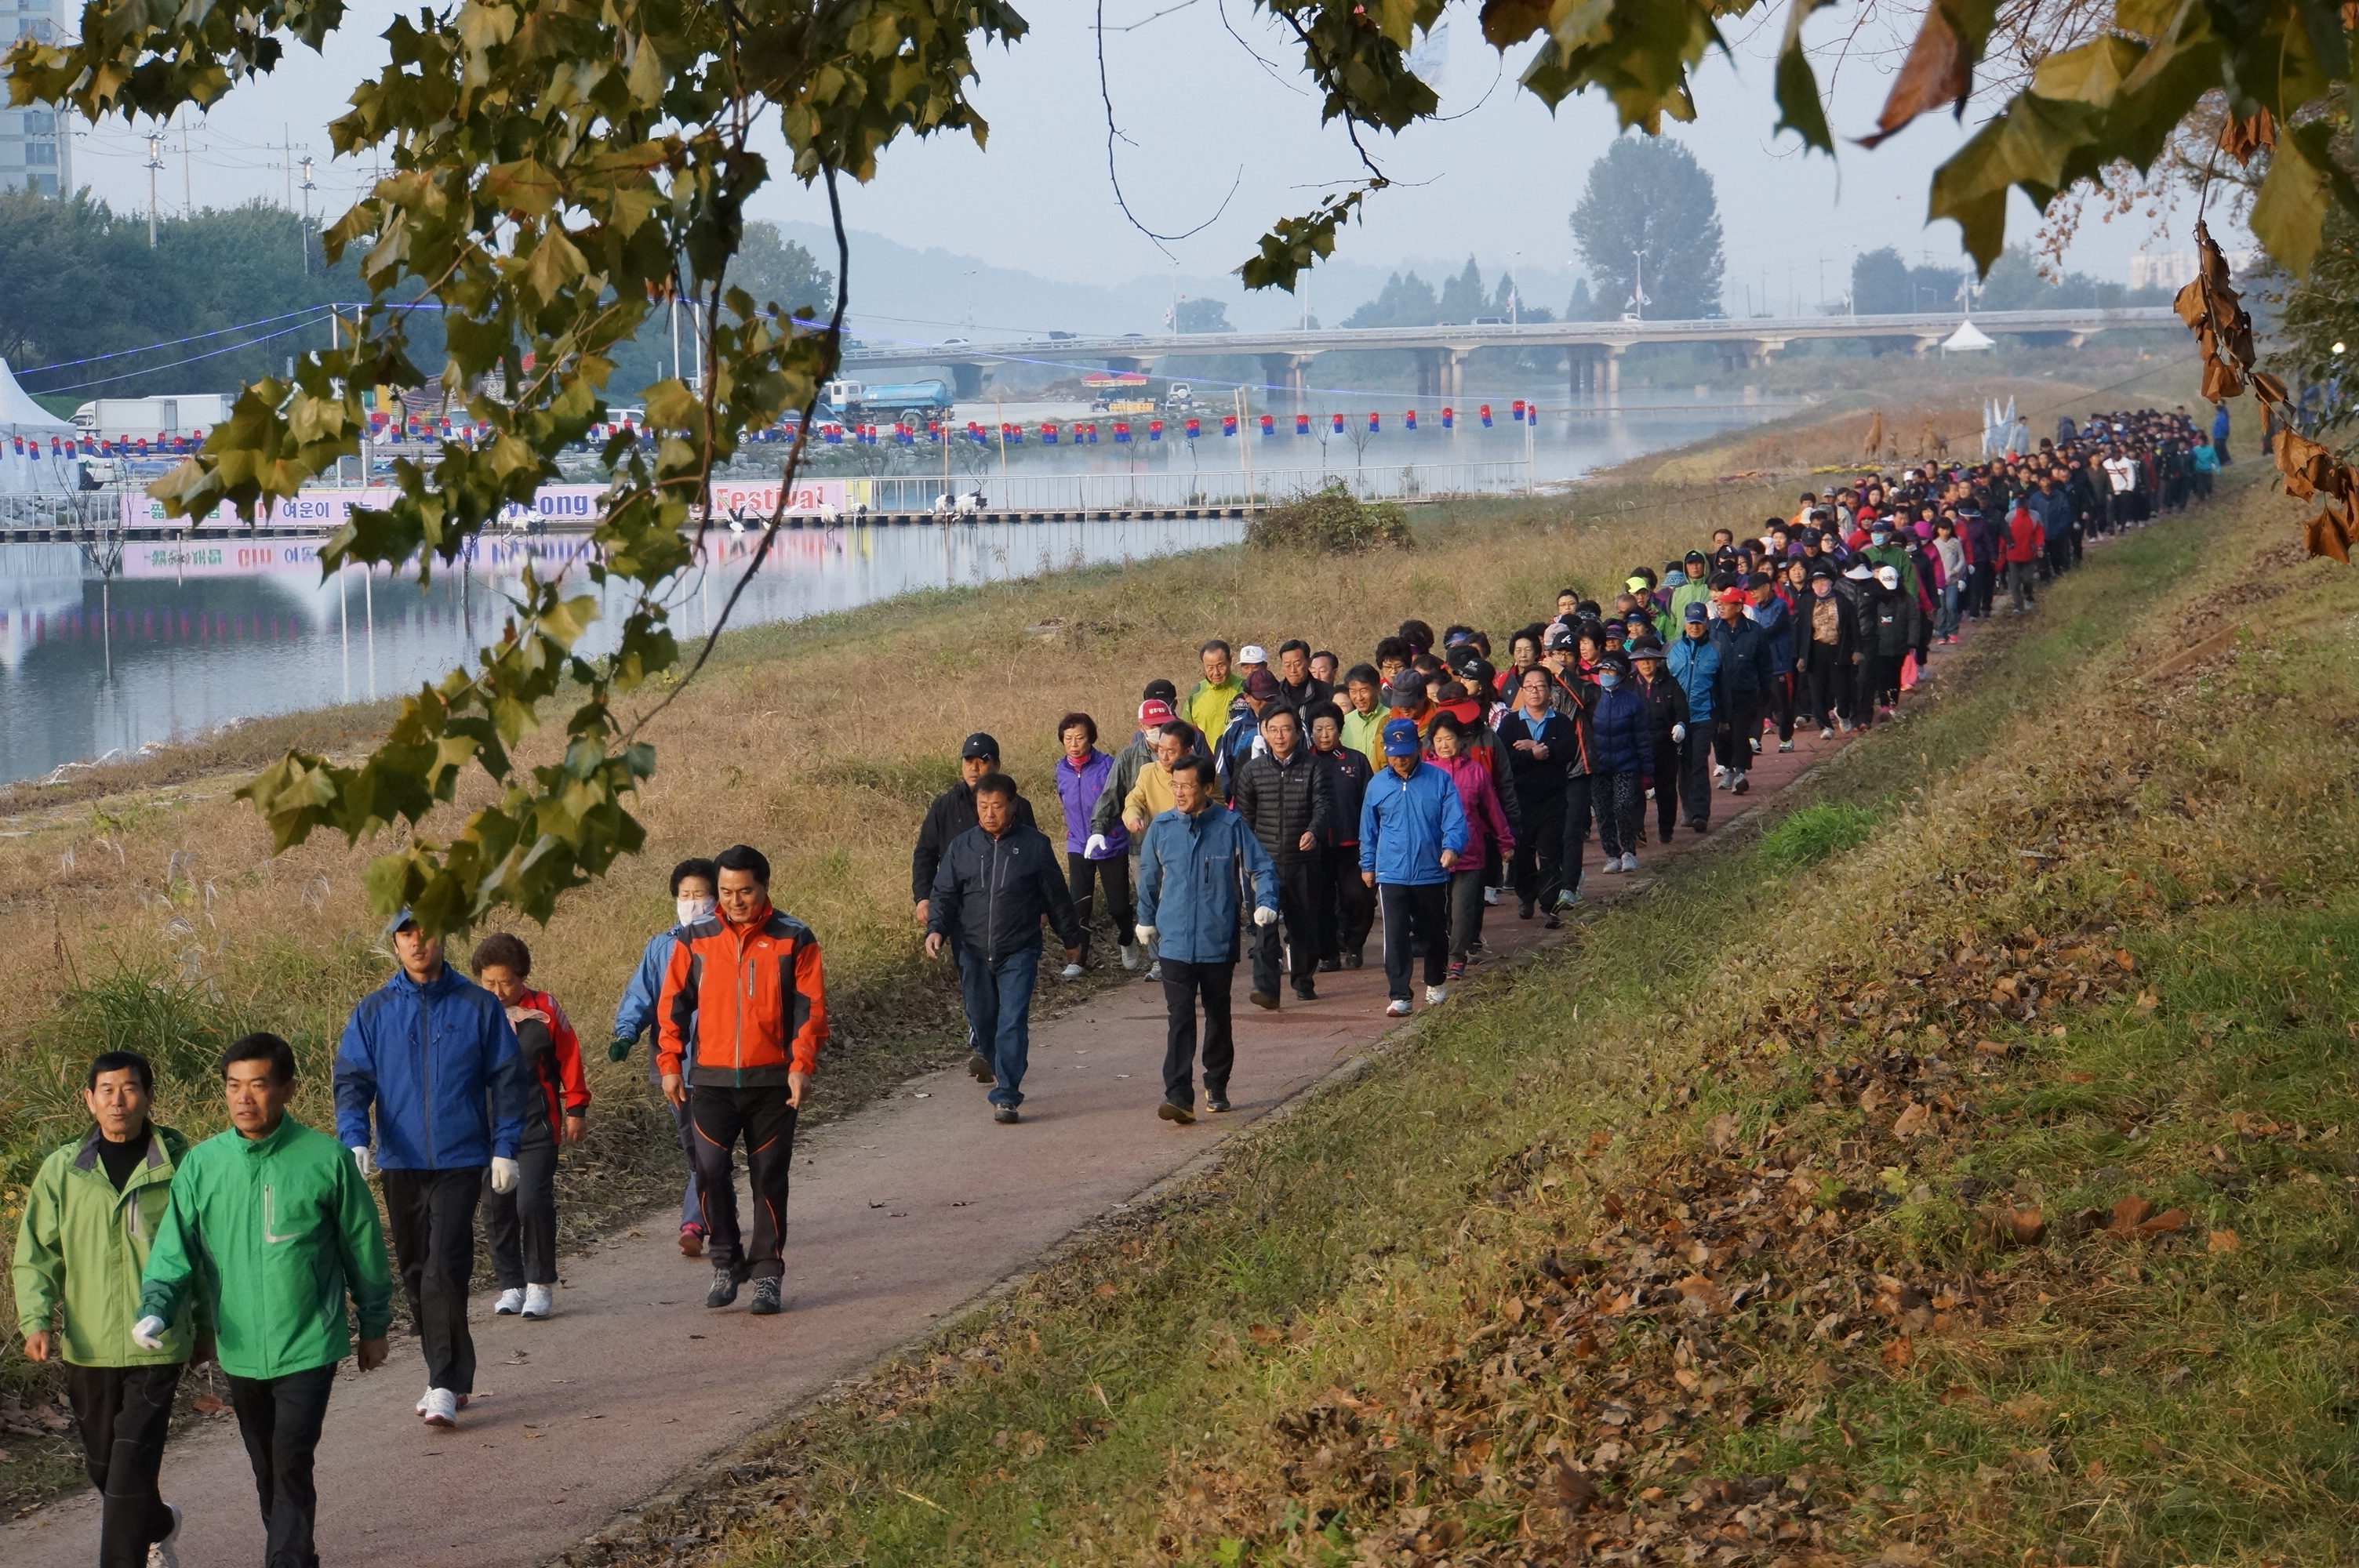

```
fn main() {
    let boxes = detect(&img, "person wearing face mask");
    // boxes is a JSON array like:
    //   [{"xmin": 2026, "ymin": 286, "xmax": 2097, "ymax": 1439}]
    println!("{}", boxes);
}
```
[
  {"xmin": 611, "ymin": 857, "xmax": 723, "ymax": 1258},
  {"xmin": 1860, "ymin": 564, "xmax": 1922, "ymax": 722},
  {"xmin": 472, "ymin": 933, "xmax": 586, "ymax": 1320},
  {"xmin": 1587, "ymin": 651, "xmax": 1650, "ymax": 873},
  {"xmin": 1861, "ymin": 518, "xmax": 1921, "ymax": 604},
  {"xmin": 1793, "ymin": 568, "xmax": 1856, "ymax": 738}
]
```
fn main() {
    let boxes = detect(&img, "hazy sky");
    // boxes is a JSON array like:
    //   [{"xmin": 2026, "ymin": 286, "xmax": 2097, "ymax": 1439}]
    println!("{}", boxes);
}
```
[{"xmin": 61, "ymin": 2, "xmax": 2226, "ymax": 326}]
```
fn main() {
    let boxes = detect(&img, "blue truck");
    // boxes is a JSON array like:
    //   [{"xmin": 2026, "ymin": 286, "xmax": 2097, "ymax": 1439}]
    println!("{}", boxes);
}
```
[{"xmin": 821, "ymin": 379, "xmax": 954, "ymax": 423}]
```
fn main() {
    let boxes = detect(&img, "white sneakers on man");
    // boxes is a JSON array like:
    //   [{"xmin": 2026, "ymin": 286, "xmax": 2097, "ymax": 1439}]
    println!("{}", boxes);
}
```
[
  {"xmin": 420, "ymin": 1388, "xmax": 460, "ymax": 1427},
  {"xmin": 494, "ymin": 1287, "xmax": 525, "ymax": 1316},
  {"xmin": 1118, "ymin": 943, "xmax": 1142, "ymax": 971},
  {"xmin": 522, "ymin": 1283, "xmax": 553, "ymax": 1319},
  {"xmin": 1425, "ymin": 984, "xmax": 1448, "ymax": 1006}
]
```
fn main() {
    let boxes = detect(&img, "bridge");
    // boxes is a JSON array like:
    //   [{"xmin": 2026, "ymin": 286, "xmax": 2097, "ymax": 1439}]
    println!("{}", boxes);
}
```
[{"xmin": 840, "ymin": 307, "xmax": 2182, "ymax": 401}]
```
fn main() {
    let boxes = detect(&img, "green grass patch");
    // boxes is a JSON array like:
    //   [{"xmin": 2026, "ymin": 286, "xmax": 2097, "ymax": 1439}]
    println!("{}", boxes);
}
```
[{"xmin": 1760, "ymin": 801, "xmax": 1884, "ymax": 869}]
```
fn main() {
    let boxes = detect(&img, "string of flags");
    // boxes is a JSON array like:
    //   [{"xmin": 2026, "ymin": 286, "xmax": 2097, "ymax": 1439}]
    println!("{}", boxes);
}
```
[{"xmin": 19, "ymin": 399, "xmax": 1547, "ymax": 462}]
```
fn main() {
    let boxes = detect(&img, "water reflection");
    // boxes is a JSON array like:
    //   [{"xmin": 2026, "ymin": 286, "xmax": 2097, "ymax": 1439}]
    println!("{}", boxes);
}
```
[{"xmin": 0, "ymin": 517, "xmax": 1242, "ymax": 786}]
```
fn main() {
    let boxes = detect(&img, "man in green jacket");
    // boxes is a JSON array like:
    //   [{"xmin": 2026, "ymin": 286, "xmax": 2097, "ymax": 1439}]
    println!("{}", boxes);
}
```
[
  {"xmin": 13, "ymin": 1049, "xmax": 206, "ymax": 1568},
  {"xmin": 1183, "ymin": 639, "xmax": 1242, "ymax": 739},
  {"xmin": 135, "ymin": 1033, "xmax": 392, "ymax": 1568}
]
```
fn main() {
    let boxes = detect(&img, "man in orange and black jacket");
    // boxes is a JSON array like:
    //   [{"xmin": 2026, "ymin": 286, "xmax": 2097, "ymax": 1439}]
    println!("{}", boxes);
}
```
[{"xmin": 657, "ymin": 844, "xmax": 827, "ymax": 1317}]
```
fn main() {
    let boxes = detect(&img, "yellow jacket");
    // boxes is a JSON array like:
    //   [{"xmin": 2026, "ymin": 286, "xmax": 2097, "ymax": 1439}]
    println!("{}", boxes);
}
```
[
  {"xmin": 1184, "ymin": 677, "xmax": 1241, "ymax": 739},
  {"xmin": 1122, "ymin": 764, "xmax": 1177, "ymax": 831}
]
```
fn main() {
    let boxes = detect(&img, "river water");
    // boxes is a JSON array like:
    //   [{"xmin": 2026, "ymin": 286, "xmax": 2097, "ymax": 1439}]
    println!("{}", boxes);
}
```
[{"xmin": 0, "ymin": 394, "xmax": 1794, "ymax": 786}]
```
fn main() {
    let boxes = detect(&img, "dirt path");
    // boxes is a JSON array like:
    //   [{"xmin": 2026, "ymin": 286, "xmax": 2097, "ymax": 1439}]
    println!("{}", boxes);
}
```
[{"xmin": 1, "ymin": 674, "xmax": 1903, "ymax": 1568}]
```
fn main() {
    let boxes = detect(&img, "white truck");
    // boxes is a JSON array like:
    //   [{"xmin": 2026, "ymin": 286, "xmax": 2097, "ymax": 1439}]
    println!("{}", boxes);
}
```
[{"xmin": 72, "ymin": 394, "xmax": 236, "ymax": 442}]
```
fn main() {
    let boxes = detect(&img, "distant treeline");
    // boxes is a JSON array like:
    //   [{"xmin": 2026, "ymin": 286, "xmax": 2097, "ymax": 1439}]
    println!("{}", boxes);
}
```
[{"xmin": 0, "ymin": 190, "xmax": 832, "ymax": 412}]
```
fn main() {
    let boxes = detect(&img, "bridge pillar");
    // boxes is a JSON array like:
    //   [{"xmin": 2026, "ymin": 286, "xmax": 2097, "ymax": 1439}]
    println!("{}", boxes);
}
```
[
  {"xmin": 1259, "ymin": 354, "xmax": 1314, "ymax": 412},
  {"xmin": 1748, "ymin": 338, "xmax": 1789, "ymax": 369},
  {"xmin": 1445, "ymin": 349, "xmax": 1470, "ymax": 401},
  {"xmin": 950, "ymin": 361, "xmax": 986, "ymax": 399},
  {"xmin": 1604, "ymin": 345, "xmax": 1624, "ymax": 401},
  {"xmin": 1912, "ymin": 334, "xmax": 1944, "ymax": 355},
  {"xmin": 1414, "ymin": 347, "xmax": 1449, "ymax": 401}
]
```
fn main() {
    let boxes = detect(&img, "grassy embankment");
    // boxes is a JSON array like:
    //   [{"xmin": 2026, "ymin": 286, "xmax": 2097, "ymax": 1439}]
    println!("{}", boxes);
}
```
[
  {"xmin": 0, "ymin": 456, "xmax": 1837, "ymax": 1504},
  {"xmin": 541, "ymin": 469, "xmax": 2359, "ymax": 1568}
]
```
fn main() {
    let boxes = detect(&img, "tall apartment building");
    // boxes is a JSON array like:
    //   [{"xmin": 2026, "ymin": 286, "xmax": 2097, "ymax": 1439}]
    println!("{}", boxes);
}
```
[{"xmin": 2, "ymin": 0, "xmax": 73, "ymax": 196}]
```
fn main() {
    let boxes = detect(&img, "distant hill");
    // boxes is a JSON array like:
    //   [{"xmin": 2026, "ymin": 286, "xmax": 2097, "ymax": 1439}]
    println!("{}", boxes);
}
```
[{"xmin": 769, "ymin": 221, "xmax": 1512, "ymax": 343}]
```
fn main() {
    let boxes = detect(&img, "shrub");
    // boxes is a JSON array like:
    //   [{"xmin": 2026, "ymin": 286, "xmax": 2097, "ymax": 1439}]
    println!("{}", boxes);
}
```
[{"xmin": 1246, "ymin": 483, "xmax": 1413, "ymax": 555}]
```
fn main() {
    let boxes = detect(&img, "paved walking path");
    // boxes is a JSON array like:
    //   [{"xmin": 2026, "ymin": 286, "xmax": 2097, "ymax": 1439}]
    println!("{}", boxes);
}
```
[{"xmin": 2, "ymin": 684, "xmax": 1902, "ymax": 1568}]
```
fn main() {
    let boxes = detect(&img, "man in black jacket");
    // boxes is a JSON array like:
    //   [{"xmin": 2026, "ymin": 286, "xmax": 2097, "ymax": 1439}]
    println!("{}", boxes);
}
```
[
  {"xmin": 912, "ymin": 733, "xmax": 1038, "ymax": 927},
  {"xmin": 1707, "ymin": 590, "xmax": 1776, "ymax": 796},
  {"xmin": 925, "ymin": 775, "xmax": 1081, "ymax": 1124},
  {"xmin": 1231, "ymin": 705, "xmax": 1333, "ymax": 1007},
  {"xmin": 1303, "ymin": 702, "xmax": 1374, "ymax": 971}
]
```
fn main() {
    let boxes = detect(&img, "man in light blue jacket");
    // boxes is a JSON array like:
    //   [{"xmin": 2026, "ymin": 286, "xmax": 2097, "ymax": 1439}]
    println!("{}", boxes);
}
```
[
  {"xmin": 1136, "ymin": 753, "xmax": 1278, "ymax": 1124},
  {"xmin": 334, "ymin": 912, "xmax": 527, "ymax": 1428},
  {"xmin": 1665, "ymin": 604, "xmax": 1722, "ymax": 835},
  {"xmin": 1359, "ymin": 717, "xmax": 1469, "ymax": 1018},
  {"xmin": 609, "ymin": 856, "xmax": 719, "ymax": 1254}
]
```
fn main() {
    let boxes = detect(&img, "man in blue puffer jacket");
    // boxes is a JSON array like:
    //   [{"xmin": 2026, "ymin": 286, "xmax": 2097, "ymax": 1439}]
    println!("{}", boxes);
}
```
[
  {"xmin": 1136, "ymin": 753, "xmax": 1279, "ymax": 1124},
  {"xmin": 1665, "ymin": 604, "xmax": 1721, "ymax": 835},
  {"xmin": 1359, "ymin": 717, "xmax": 1470, "ymax": 1019},
  {"xmin": 335, "ymin": 911, "xmax": 529, "ymax": 1428},
  {"xmin": 1748, "ymin": 574, "xmax": 1797, "ymax": 751}
]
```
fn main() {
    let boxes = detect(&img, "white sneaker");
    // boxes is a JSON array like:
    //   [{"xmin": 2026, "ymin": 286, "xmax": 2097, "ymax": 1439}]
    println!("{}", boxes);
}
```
[
  {"xmin": 1714, "ymin": 766, "xmax": 1729, "ymax": 789},
  {"xmin": 1060, "ymin": 963, "xmax": 1085, "ymax": 980},
  {"xmin": 1118, "ymin": 942, "xmax": 1141, "ymax": 971},
  {"xmin": 1386, "ymin": 998, "xmax": 1412, "ymax": 1018},
  {"xmin": 1425, "ymin": 984, "xmax": 1448, "ymax": 1005},
  {"xmin": 1820, "ymin": 726, "xmax": 1834, "ymax": 739},
  {"xmin": 147, "ymin": 1502, "xmax": 182, "ymax": 1568},
  {"xmin": 522, "ymin": 1283, "xmax": 554, "ymax": 1319},
  {"xmin": 420, "ymin": 1387, "xmax": 459, "ymax": 1428},
  {"xmin": 1481, "ymin": 885, "xmax": 1499, "ymax": 906},
  {"xmin": 494, "ymin": 1287, "xmax": 525, "ymax": 1316},
  {"xmin": 1622, "ymin": 853, "xmax": 1639, "ymax": 872}
]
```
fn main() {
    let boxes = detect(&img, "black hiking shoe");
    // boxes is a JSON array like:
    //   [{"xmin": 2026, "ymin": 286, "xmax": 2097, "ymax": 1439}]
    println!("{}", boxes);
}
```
[
  {"xmin": 1207, "ymin": 1095, "xmax": 1233, "ymax": 1113},
  {"xmin": 706, "ymin": 1265, "xmax": 745, "ymax": 1308},
  {"xmin": 1158, "ymin": 1100, "xmax": 1195, "ymax": 1125},
  {"xmin": 748, "ymin": 1278, "xmax": 783, "ymax": 1316},
  {"xmin": 967, "ymin": 1053, "xmax": 995, "ymax": 1085},
  {"xmin": 994, "ymin": 1105, "xmax": 1020, "ymax": 1124}
]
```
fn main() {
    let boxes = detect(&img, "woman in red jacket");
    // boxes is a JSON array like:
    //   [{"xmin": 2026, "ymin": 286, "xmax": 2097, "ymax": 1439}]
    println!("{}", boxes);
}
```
[{"xmin": 471, "ymin": 933, "xmax": 588, "ymax": 1320}]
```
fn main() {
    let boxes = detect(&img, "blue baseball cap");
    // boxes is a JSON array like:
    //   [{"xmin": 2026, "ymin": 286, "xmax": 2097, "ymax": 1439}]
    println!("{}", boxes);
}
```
[
  {"xmin": 384, "ymin": 907, "xmax": 420, "ymax": 937},
  {"xmin": 1683, "ymin": 603, "xmax": 1709, "ymax": 622},
  {"xmin": 1381, "ymin": 717, "xmax": 1422, "ymax": 757}
]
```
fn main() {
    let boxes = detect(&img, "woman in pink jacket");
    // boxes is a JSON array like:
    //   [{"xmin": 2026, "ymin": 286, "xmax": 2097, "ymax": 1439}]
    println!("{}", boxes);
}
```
[{"xmin": 1427, "ymin": 713, "xmax": 1514, "ymax": 980}]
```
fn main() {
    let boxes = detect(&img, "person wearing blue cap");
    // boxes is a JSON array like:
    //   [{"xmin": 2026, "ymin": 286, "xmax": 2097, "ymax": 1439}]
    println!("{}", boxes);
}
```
[
  {"xmin": 1358, "ymin": 716, "xmax": 1469, "ymax": 1018},
  {"xmin": 1664, "ymin": 604, "xmax": 1721, "ymax": 836}
]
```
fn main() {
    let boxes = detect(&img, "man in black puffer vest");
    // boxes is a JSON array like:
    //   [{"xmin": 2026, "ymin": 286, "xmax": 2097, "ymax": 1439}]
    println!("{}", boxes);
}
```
[{"xmin": 1231, "ymin": 705, "xmax": 1333, "ymax": 1009}]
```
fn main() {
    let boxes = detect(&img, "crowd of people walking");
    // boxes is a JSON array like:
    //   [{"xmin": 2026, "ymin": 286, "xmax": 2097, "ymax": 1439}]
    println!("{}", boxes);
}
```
[{"xmin": 9, "ymin": 405, "xmax": 2212, "ymax": 1567}]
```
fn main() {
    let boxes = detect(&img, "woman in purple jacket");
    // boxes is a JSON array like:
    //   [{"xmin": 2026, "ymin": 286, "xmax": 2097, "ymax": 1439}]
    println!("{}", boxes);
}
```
[{"xmin": 1055, "ymin": 713, "xmax": 1134, "ymax": 976}]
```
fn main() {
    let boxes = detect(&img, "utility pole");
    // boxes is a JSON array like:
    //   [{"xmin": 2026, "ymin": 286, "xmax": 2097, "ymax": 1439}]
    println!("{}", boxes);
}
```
[
  {"xmin": 283, "ymin": 124, "xmax": 293, "ymax": 209},
  {"xmin": 299, "ymin": 156, "xmax": 315, "ymax": 275},
  {"xmin": 1632, "ymin": 249, "xmax": 1645, "ymax": 321},
  {"xmin": 1816, "ymin": 254, "xmax": 1826, "ymax": 311},
  {"xmin": 181, "ymin": 117, "xmax": 193, "ymax": 217},
  {"xmin": 145, "ymin": 132, "xmax": 164, "ymax": 247}
]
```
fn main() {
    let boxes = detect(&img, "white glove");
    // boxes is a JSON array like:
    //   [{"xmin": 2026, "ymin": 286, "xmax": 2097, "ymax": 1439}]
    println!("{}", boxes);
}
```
[
  {"xmin": 349, "ymin": 1145, "xmax": 374, "ymax": 1179},
  {"xmin": 1670, "ymin": 723, "xmax": 1687, "ymax": 743},
  {"xmin": 1085, "ymin": 833, "xmax": 1109, "ymax": 857},
  {"xmin": 131, "ymin": 1316, "xmax": 167, "ymax": 1351},
  {"xmin": 490, "ymin": 1156, "xmax": 520, "ymax": 1195},
  {"xmin": 1252, "ymin": 906, "xmax": 1278, "ymax": 927},
  {"xmin": 1135, "ymin": 925, "xmax": 1157, "ymax": 948}
]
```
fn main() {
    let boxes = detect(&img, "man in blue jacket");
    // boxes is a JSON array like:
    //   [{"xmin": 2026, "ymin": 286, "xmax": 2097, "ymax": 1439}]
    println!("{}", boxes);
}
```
[
  {"xmin": 1359, "ymin": 717, "xmax": 1469, "ymax": 1019},
  {"xmin": 1709, "ymin": 589, "xmax": 1776, "ymax": 796},
  {"xmin": 1136, "ymin": 753, "xmax": 1279, "ymax": 1124},
  {"xmin": 335, "ymin": 911, "xmax": 528, "ymax": 1429},
  {"xmin": 1665, "ymin": 604, "xmax": 1721, "ymax": 834},
  {"xmin": 610, "ymin": 857, "xmax": 719, "ymax": 1256}
]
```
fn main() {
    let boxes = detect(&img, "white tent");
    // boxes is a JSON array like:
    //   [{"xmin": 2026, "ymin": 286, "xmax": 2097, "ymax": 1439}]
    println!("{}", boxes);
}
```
[
  {"xmin": 0, "ymin": 358, "xmax": 74, "ymax": 437},
  {"xmin": 1942, "ymin": 318, "xmax": 1994, "ymax": 354},
  {"xmin": 1, "ymin": 358, "xmax": 82, "ymax": 496}
]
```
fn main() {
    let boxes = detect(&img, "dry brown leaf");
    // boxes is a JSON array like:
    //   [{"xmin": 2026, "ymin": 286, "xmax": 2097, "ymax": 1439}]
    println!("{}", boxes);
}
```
[
  {"xmin": 2011, "ymin": 1445, "xmax": 2056, "ymax": 1474},
  {"xmin": 2208, "ymin": 1228, "xmax": 2241, "ymax": 1253},
  {"xmin": 1706, "ymin": 1111, "xmax": 1741, "ymax": 1152},
  {"xmin": 2137, "ymin": 1208, "xmax": 2188, "ymax": 1238},
  {"xmin": 1881, "ymin": 1335, "xmax": 1914, "ymax": 1370},
  {"xmin": 1247, "ymin": 1323, "xmax": 1281, "ymax": 1345},
  {"xmin": 1892, "ymin": 1101, "xmax": 1932, "ymax": 1138},
  {"xmin": 2005, "ymin": 1207, "xmax": 2048, "ymax": 1246},
  {"xmin": 1860, "ymin": 4, "xmax": 1971, "ymax": 147},
  {"xmin": 2108, "ymin": 1196, "xmax": 2155, "ymax": 1236}
]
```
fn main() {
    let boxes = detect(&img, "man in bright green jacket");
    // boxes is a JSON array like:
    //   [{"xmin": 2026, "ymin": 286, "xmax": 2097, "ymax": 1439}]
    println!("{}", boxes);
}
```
[
  {"xmin": 13, "ymin": 1049, "xmax": 208, "ymax": 1568},
  {"xmin": 135, "ymin": 1033, "xmax": 392, "ymax": 1568}
]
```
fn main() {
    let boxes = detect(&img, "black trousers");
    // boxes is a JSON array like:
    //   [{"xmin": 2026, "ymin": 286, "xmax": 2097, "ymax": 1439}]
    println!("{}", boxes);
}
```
[
  {"xmin": 1066, "ymin": 851, "xmax": 1135, "ymax": 960},
  {"xmin": 1595, "ymin": 772, "xmax": 1644, "ymax": 858},
  {"xmin": 1324, "ymin": 844, "xmax": 1375, "ymax": 959},
  {"xmin": 1252, "ymin": 856, "xmax": 1326, "ymax": 994},
  {"xmin": 380, "ymin": 1167, "xmax": 482, "ymax": 1395},
  {"xmin": 1560, "ymin": 775, "xmax": 1595, "ymax": 894},
  {"xmin": 1379, "ymin": 882, "xmax": 1450, "ymax": 998},
  {"xmin": 689, "ymin": 1085, "xmax": 798, "ymax": 1279},
  {"xmin": 1714, "ymin": 691, "xmax": 1761, "ymax": 772},
  {"xmin": 1768, "ymin": 671, "xmax": 1796, "ymax": 742},
  {"xmin": 482, "ymin": 1112, "xmax": 559, "ymax": 1290},
  {"xmin": 1677, "ymin": 731, "xmax": 1714, "ymax": 831},
  {"xmin": 1802, "ymin": 657, "xmax": 1844, "ymax": 726},
  {"xmin": 1158, "ymin": 958, "xmax": 1234, "ymax": 1107},
  {"xmin": 1509, "ymin": 793, "xmax": 1565, "ymax": 910},
  {"xmin": 1648, "ymin": 742, "xmax": 1680, "ymax": 837},
  {"xmin": 224, "ymin": 1363, "xmax": 336, "ymax": 1568},
  {"xmin": 65, "ymin": 1361, "xmax": 182, "ymax": 1568},
  {"xmin": 1445, "ymin": 868, "xmax": 1486, "ymax": 960}
]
